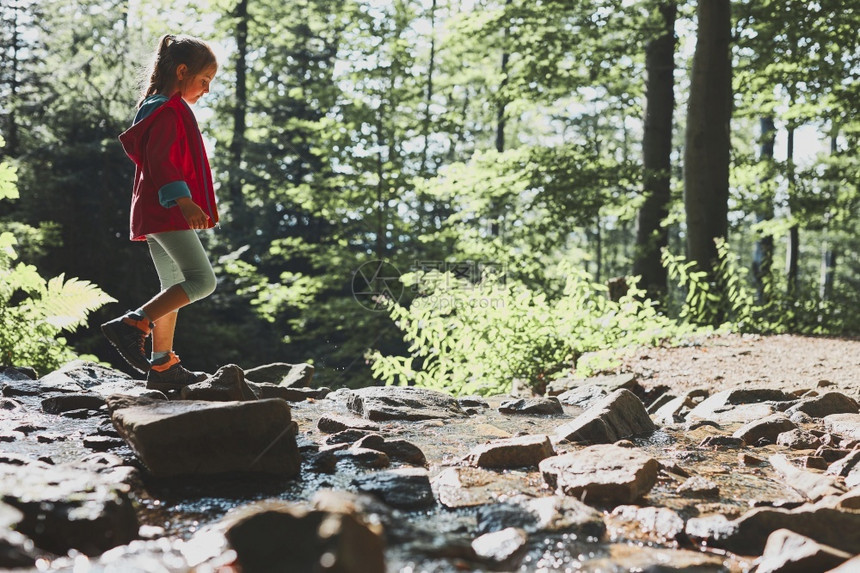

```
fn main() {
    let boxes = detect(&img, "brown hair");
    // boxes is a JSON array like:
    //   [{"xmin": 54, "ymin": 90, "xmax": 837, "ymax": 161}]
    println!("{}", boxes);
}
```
[{"xmin": 138, "ymin": 34, "xmax": 217, "ymax": 107}]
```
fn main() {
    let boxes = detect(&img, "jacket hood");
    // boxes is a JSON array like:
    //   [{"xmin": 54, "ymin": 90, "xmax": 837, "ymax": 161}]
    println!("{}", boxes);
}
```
[{"xmin": 118, "ymin": 93, "xmax": 182, "ymax": 166}]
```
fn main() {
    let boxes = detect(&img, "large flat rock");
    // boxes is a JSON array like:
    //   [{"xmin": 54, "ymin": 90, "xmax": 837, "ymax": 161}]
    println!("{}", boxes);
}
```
[
  {"xmin": 539, "ymin": 444, "xmax": 659, "ymax": 505},
  {"xmin": 109, "ymin": 396, "xmax": 300, "ymax": 477},
  {"xmin": 347, "ymin": 386, "xmax": 465, "ymax": 421}
]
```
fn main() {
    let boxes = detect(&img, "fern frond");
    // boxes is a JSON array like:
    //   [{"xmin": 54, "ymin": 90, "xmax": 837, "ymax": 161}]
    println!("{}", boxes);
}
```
[{"xmin": 40, "ymin": 274, "xmax": 117, "ymax": 330}]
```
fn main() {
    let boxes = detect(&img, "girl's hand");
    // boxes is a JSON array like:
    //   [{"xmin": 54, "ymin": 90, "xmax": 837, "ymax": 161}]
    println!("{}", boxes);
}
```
[{"xmin": 176, "ymin": 197, "xmax": 210, "ymax": 229}]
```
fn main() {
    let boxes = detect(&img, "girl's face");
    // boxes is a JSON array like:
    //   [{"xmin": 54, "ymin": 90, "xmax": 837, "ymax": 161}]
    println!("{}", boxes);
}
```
[{"xmin": 176, "ymin": 63, "xmax": 217, "ymax": 105}]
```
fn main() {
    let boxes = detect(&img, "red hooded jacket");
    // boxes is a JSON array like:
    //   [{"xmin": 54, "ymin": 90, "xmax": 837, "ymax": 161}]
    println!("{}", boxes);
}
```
[{"xmin": 118, "ymin": 93, "xmax": 219, "ymax": 241}]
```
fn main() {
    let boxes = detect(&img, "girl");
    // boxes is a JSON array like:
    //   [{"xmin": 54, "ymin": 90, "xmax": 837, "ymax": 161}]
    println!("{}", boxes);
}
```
[{"xmin": 102, "ymin": 34, "xmax": 219, "ymax": 392}]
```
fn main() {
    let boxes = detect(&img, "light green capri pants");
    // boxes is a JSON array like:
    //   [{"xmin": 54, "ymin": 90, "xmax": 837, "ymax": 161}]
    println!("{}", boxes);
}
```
[{"xmin": 146, "ymin": 230, "xmax": 216, "ymax": 302}]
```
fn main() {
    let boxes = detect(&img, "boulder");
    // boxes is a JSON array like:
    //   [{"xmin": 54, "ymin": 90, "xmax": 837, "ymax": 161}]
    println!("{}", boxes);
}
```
[
  {"xmin": 685, "ymin": 505, "xmax": 860, "ymax": 555},
  {"xmin": 243, "ymin": 362, "xmax": 315, "ymax": 387},
  {"xmin": 786, "ymin": 392, "xmax": 859, "ymax": 418},
  {"xmin": 352, "ymin": 468, "xmax": 435, "ymax": 510},
  {"xmin": 41, "ymin": 393, "xmax": 106, "ymax": 414},
  {"xmin": 687, "ymin": 387, "xmax": 796, "ymax": 424},
  {"xmin": 757, "ymin": 528, "xmax": 852, "ymax": 573},
  {"xmin": 555, "ymin": 389, "xmax": 655, "ymax": 445},
  {"xmin": 540, "ymin": 444, "xmax": 659, "ymax": 505},
  {"xmin": 824, "ymin": 413, "xmax": 860, "ymax": 441},
  {"xmin": 498, "ymin": 397, "xmax": 564, "ymax": 415},
  {"xmin": 224, "ymin": 500, "xmax": 383, "ymax": 573},
  {"xmin": 354, "ymin": 434, "xmax": 427, "ymax": 466},
  {"xmin": 465, "ymin": 434, "xmax": 555, "ymax": 469},
  {"xmin": 732, "ymin": 414, "xmax": 797, "ymax": 445},
  {"xmin": 109, "ymin": 396, "xmax": 300, "ymax": 477},
  {"xmin": 0, "ymin": 460, "xmax": 138, "ymax": 556},
  {"xmin": 181, "ymin": 364, "xmax": 257, "ymax": 402},
  {"xmin": 347, "ymin": 386, "xmax": 465, "ymax": 421}
]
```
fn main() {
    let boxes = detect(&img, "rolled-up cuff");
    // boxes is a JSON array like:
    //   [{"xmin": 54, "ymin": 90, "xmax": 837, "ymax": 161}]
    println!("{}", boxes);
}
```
[{"xmin": 157, "ymin": 181, "xmax": 192, "ymax": 208}]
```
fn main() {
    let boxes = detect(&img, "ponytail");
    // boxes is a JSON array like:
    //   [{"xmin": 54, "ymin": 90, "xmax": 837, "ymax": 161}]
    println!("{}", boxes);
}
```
[{"xmin": 137, "ymin": 34, "xmax": 216, "ymax": 107}]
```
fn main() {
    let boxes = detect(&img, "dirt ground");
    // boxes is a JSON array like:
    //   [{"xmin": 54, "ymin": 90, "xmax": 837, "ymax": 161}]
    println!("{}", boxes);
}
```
[{"xmin": 613, "ymin": 332, "xmax": 860, "ymax": 399}]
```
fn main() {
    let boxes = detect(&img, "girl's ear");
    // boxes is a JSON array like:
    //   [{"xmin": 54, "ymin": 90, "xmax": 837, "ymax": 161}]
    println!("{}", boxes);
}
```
[{"xmin": 176, "ymin": 64, "xmax": 188, "ymax": 80}]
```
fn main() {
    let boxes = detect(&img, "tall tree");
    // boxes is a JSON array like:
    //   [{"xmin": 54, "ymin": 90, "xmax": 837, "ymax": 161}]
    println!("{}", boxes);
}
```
[
  {"xmin": 683, "ymin": 0, "xmax": 731, "ymax": 274},
  {"xmin": 633, "ymin": 1, "xmax": 676, "ymax": 297}
]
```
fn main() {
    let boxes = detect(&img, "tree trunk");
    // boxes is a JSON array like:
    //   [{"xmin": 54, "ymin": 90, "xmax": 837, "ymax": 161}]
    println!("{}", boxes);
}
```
[
  {"xmin": 785, "ymin": 125, "xmax": 798, "ymax": 292},
  {"xmin": 420, "ymin": 0, "xmax": 437, "ymax": 176},
  {"xmin": 228, "ymin": 0, "xmax": 249, "ymax": 226},
  {"xmin": 490, "ymin": 0, "xmax": 511, "ymax": 239},
  {"xmin": 753, "ymin": 116, "xmax": 775, "ymax": 303},
  {"xmin": 633, "ymin": 2, "xmax": 676, "ymax": 298},
  {"xmin": 819, "ymin": 133, "xmax": 839, "ymax": 301},
  {"xmin": 683, "ymin": 0, "xmax": 731, "ymax": 274}
]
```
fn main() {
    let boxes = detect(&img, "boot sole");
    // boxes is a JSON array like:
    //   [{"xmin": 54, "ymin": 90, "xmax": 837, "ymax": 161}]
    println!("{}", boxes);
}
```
[{"xmin": 101, "ymin": 323, "xmax": 151, "ymax": 373}]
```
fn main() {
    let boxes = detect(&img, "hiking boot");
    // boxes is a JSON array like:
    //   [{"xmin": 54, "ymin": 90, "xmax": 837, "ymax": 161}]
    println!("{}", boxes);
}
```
[
  {"xmin": 146, "ymin": 352, "xmax": 208, "ymax": 392},
  {"xmin": 101, "ymin": 311, "xmax": 153, "ymax": 373}
]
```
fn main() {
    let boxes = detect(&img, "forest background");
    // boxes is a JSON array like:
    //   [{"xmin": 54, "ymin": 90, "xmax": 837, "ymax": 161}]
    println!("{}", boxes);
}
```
[{"xmin": 0, "ymin": 0, "xmax": 858, "ymax": 395}]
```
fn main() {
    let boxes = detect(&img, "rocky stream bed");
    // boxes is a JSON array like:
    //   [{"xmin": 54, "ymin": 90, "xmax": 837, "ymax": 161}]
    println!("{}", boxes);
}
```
[{"xmin": 2, "ymin": 334, "xmax": 860, "ymax": 572}]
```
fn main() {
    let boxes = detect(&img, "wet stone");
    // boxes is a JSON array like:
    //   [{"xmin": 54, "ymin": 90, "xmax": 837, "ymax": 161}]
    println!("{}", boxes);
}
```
[
  {"xmin": 317, "ymin": 414, "xmax": 382, "ymax": 434},
  {"xmin": 336, "ymin": 446, "xmax": 390, "ymax": 469},
  {"xmin": 83, "ymin": 435, "xmax": 126, "ymax": 452},
  {"xmin": 609, "ymin": 506, "xmax": 685, "ymax": 545},
  {"xmin": 591, "ymin": 544, "xmax": 728, "ymax": 572},
  {"xmin": 433, "ymin": 467, "xmax": 542, "ymax": 509},
  {"xmin": 465, "ymin": 434, "xmax": 555, "ymax": 469},
  {"xmin": 347, "ymin": 386, "xmax": 465, "ymax": 421},
  {"xmin": 41, "ymin": 392, "xmax": 106, "ymax": 414},
  {"xmin": 224, "ymin": 499, "xmax": 384, "ymax": 573},
  {"xmin": 325, "ymin": 429, "xmax": 376, "ymax": 445},
  {"xmin": 471, "ymin": 527, "xmax": 527, "ymax": 564},
  {"xmin": 676, "ymin": 476, "xmax": 719, "ymax": 498},
  {"xmin": 556, "ymin": 389, "xmax": 655, "ymax": 445},
  {"xmin": 540, "ymin": 444, "xmax": 659, "ymax": 505},
  {"xmin": 732, "ymin": 414, "xmax": 797, "ymax": 445},
  {"xmin": 60, "ymin": 408, "xmax": 92, "ymax": 419},
  {"xmin": 0, "ymin": 461, "xmax": 138, "ymax": 556},
  {"xmin": 352, "ymin": 467, "xmax": 435, "ymax": 510},
  {"xmin": 757, "ymin": 528, "xmax": 852, "ymax": 573},
  {"xmin": 353, "ymin": 435, "xmax": 427, "ymax": 466},
  {"xmin": 40, "ymin": 360, "xmax": 138, "ymax": 394},
  {"xmin": 243, "ymin": 362, "xmax": 315, "ymax": 387}
]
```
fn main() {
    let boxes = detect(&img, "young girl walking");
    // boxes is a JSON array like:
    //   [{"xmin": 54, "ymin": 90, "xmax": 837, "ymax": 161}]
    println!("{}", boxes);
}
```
[{"xmin": 102, "ymin": 34, "xmax": 219, "ymax": 391}]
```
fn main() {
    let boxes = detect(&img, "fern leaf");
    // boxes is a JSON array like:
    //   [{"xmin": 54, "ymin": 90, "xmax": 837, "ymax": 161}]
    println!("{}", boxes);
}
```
[{"xmin": 41, "ymin": 274, "xmax": 117, "ymax": 330}]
